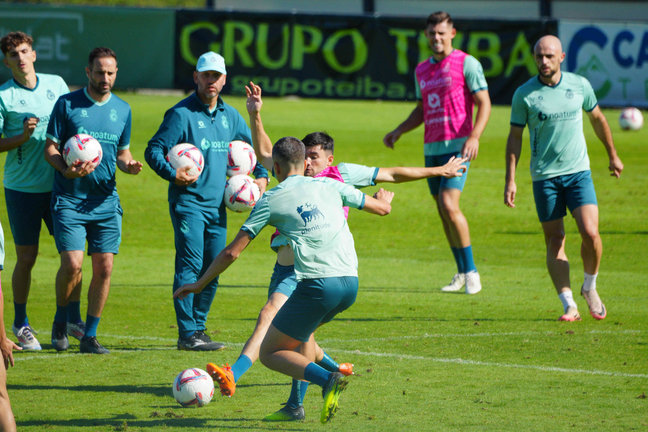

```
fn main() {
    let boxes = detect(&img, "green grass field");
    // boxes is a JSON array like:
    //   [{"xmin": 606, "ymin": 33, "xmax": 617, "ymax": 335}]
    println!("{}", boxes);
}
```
[{"xmin": 1, "ymin": 94, "xmax": 647, "ymax": 431}]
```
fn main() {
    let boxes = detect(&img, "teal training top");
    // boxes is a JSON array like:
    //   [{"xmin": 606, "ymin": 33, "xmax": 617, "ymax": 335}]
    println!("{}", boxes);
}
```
[
  {"xmin": 510, "ymin": 72, "xmax": 596, "ymax": 181},
  {"xmin": 0, "ymin": 73, "xmax": 68, "ymax": 192},
  {"xmin": 46, "ymin": 88, "xmax": 131, "ymax": 199},
  {"xmin": 242, "ymin": 175, "xmax": 366, "ymax": 280}
]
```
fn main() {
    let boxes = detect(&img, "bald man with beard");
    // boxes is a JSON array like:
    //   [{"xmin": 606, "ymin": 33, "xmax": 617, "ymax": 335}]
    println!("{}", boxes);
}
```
[{"xmin": 504, "ymin": 35, "xmax": 624, "ymax": 322}]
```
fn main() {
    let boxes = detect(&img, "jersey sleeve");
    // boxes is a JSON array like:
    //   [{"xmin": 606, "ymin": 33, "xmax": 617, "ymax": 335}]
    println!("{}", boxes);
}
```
[
  {"xmin": 581, "ymin": 76, "xmax": 598, "ymax": 112},
  {"xmin": 464, "ymin": 55, "xmax": 488, "ymax": 93},
  {"xmin": 337, "ymin": 162, "xmax": 378, "ymax": 187},
  {"xmin": 241, "ymin": 195, "xmax": 271, "ymax": 239},
  {"xmin": 509, "ymin": 88, "xmax": 528, "ymax": 127},
  {"xmin": 118, "ymin": 108, "xmax": 132, "ymax": 151},
  {"xmin": 145, "ymin": 108, "xmax": 183, "ymax": 182},
  {"xmin": 46, "ymin": 96, "xmax": 68, "ymax": 145},
  {"xmin": 323, "ymin": 177, "xmax": 366, "ymax": 210}
]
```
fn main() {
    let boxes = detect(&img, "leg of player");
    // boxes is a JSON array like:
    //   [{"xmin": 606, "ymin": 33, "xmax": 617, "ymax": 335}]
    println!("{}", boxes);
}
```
[
  {"xmin": 0, "ymin": 360, "xmax": 16, "ymax": 432},
  {"xmin": 260, "ymin": 327, "xmax": 348, "ymax": 424},
  {"xmin": 11, "ymin": 244, "xmax": 41, "ymax": 351},
  {"xmin": 52, "ymin": 251, "xmax": 84, "ymax": 351},
  {"xmin": 207, "ymin": 292, "xmax": 289, "ymax": 397},
  {"xmin": 542, "ymin": 219, "xmax": 581, "ymax": 321},
  {"xmin": 79, "ymin": 252, "xmax": 113, "ymax": 354},
  {"xmin": 572, "ymin": 204, "xmax": 606, "ymax": 319},
  {"xmin": 437, "ymin": 188, "xmax": 481, "ymax": 294},
  {"xmin": 264, "ymin": 340, "xmax": 353, "ymax": 422},
  {"xmin": 66, "ymin": 280, "xmax": 86, "ymax": 341}
]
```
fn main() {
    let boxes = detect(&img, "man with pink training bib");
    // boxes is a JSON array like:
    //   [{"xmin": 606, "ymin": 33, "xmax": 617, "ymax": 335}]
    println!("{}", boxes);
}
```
[{"xmin": 384, "ymin": 11, "xmax": 491, "ymax": 295}]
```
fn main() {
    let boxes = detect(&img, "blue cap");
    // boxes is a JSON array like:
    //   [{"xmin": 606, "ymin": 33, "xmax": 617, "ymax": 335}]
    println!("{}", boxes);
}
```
[{"xmin": 196, "ymin": 51, "xmax": 226, "ymax": 74}]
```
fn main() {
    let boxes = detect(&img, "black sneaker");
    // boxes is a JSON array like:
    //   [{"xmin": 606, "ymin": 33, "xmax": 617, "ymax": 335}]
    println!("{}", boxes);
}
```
[
  {"xmin": 194, "ymin": 330, "xmax": 212, "ymax": 343},
  {"xmin": 177, "ymin": 333, "xmax": 225, "ymax": 351},
  {"xmin": 80, "ymin": 336, "xmax": 110, "ymax": 354},
  {"xmin": 51, "ymin": 322, "xmax": 69, "ymax": 352},
  {"xmin": 263, "ymin": 404, "xmax": 306, "ymax": 421}
]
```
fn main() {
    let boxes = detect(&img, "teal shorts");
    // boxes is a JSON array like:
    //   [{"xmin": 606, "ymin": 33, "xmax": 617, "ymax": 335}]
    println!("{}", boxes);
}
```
[
  {"xmin": 532, "ymin": 170, "xmax": 598, "ymax": 223},
  {"xmin": 272, "ymin": 276, "xmax": 358, "ymax": 342},
  {"xmin": 51, "ymin": 195, "xmax": 123, "ymax": 254},
  {"xmin": 425, "ymin": 152, "xmax": 470, "ymax": 195},
  {"xmin": 5, "ymin": 188, "xmax": 53, "ymax": 246},
  {"xmin": 267, "ymin": 263, "xmax": 297, "ymax": 298}
]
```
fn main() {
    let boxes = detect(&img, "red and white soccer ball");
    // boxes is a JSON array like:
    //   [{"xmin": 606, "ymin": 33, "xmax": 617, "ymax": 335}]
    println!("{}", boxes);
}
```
[
  {"xmin": 167, "ymin": 143, "xmax": 204, "ymax": 177},
  {"xmin": 63, "ymin": 133, "xmax": 102, "ymax": 166},
  {"xmin": 619, "ymin": 107, "xmax": 643, "ymax": 131},
  {"xmin": 224, "ymin": 174, "xmax": 260, "ymax": 212},
  {"xmin": 227, "ymin": 140, "xmax": 257, "ymax": 177},
  {"xmin": 172, "ymin": 368, "xmax": 214, "ymax": 407}
]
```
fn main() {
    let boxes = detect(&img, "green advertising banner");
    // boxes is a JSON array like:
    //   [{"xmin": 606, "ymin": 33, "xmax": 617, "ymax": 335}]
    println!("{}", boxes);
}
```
[
  {"xmin": 175, "ymin": 11, "xmax": 557, "ymax": 104},
  {"xmin": 0, "ymin": 3, "xmax": 175, "ymax": 89}
]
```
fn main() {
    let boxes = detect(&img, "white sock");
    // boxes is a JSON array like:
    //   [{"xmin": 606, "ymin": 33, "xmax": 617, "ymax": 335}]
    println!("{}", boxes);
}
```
[
  {"xmin": 558, "ymin": 291, "xmax": 577, "ymax": 312},
  {"xmin": 582, "ymin": 272, "xmax": 598, "ymax": 291}
]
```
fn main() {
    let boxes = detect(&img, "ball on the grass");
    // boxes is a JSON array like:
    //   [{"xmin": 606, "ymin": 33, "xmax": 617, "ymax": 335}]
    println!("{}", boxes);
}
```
[
  {"xmin": 619, "ymin": 107, "xmax": 643, "ymax": 131},
  {"xmin": 172, "ymin": 368, "xmax": 214, "ymax": 407}
]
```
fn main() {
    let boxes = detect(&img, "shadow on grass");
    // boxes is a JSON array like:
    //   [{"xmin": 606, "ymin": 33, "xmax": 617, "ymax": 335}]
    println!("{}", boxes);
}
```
[{"xmin": 18, "ymin": 414, "xmax": 310, "ymax": 430}]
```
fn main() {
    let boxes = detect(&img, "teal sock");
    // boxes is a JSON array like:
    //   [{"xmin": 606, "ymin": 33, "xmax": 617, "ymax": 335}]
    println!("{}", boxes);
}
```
[
  {"xmin": 304, "ymin": 362, "xmax": 330, "ymax": 388},
  {"xmin": 54, "ymin": 305, "xmax": 67, "ymax": 324},
  {"xmin": 13, "ymin": 302, "xmax": 28, "ymax": 328},
  {"xmin": 451, "ymin": 247, "xmax": 464, "ymax": 273},
  {"xmin": 286, "ymin": 379, "xmax": 310, "ymax": 408},
  {"xmin": 67, "ymin": 301, "xmax": 82, "ymax": 324},
  {"xmin": 84, "ymin": 315, "xmax": 101, "ymax": 338},
  {"xmin": 316, "ymin": 351, "xmax": 339, "ymax": 372},
  {"xmin": 231, "ymin": 354, "xmax": 253, "ymax": 382},
  {"xmin": 460, "ymin": 245, "xmax": 477, "ymax": 273}
]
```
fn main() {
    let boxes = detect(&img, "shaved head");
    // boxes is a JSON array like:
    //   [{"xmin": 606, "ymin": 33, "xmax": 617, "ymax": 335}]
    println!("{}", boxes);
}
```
[
  {"xmin": 534, "ymin": 35, "xmax": 563, "ymax": 55},
  {"xmin": 533, "ymin": 35, "xmax": 565, "ymax": 84}
]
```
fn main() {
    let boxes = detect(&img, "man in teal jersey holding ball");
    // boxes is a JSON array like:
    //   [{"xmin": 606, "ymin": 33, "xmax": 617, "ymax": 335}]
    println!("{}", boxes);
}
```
[
  {"xmin": 145, "ymin": 52, "xmax": 270, "ymax": 351},
  {"xmin": 505, "ymin": 35, "xmax": 623, "ymax": 321},
  {"xmin": 174, "ymin": 136, "xmax": 394, "ymax": 423},
  {"xmin": 44, "ymin": 47, "xmax": 142, "ymax": 354},
  {"xmin": 0, "ymin": 31, "xmax": 72, "ymax": 351}
]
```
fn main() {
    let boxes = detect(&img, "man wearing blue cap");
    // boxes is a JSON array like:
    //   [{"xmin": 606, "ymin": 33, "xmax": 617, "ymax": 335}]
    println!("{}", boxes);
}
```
[{"xmin": 145, "ymin": 52, "xmax": 271, "ymax": 351}]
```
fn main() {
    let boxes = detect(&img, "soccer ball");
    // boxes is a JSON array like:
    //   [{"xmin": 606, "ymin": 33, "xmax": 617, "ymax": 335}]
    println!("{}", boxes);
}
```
[
  {"xmin": 63, "ymin": 133, "xmax": 102, "ymax": 166},
  {"xmin": 167, "ymin": 143, "xmax": 204, "ymax": 177},
  {"xmin": 227, "ymin": 140, "xmax": 257, "ymax": 177},
  {"xmin": 224, "ymin": 175, "xmax": 260, "ymax": 212},
  {"xmin": 619, "ymin": 107, "xmax": 643, "ymax": 131},
  {"xmin": 172, "ymin": 368, "xmax": 214, "ymax": 407}
]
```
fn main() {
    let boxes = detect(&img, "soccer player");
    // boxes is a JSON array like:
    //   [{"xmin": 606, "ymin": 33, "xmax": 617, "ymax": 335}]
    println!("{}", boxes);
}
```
[
  {"xmin": 383, "ymin": 11, "xmax": 491, "ymax": 294},
  {"xmin": 174, "ymin": 136, "xmax": 394, "ymax": 423},
  {"xmin": 145, "ymin": 52, "xmax": 270, "ymax": 351},
  {"xmin": 0, "ymin": 31, "xmax": 74, "ymax": 351},
  {"xmin": 0, "ymin": 221, "xmax": 21, "ymax": 432},
  {"xmin": 203, "ymin": 83, "xmax": 466, "ymax": 422},
  {"xmin": 44, "ymin": 47, "xmax": 143, "ymax": 354},
  {"xmin": 505, "ymin": 35, "xmax": 623, "ymax": 321}
]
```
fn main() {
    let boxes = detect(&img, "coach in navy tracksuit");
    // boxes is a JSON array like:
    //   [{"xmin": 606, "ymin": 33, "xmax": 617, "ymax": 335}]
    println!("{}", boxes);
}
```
[{"xmin": 145, "ymin": 52, "xmax": 268, "ymax": 351}]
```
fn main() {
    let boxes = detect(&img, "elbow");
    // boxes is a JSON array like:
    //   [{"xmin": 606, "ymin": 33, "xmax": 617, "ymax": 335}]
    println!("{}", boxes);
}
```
[{"xmin": 223, "ymin": 247, "xmax": 241, "ymax": 263}]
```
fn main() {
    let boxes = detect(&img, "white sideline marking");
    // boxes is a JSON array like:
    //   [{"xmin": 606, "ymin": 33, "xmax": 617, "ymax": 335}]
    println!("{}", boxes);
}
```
[
  {"xmin": 12, "ymin": 329, "xmax": 646, "ymax": 380},
  {"xmin": 328, "ymin": 349, "xmax": 648, "ymax": 379}
]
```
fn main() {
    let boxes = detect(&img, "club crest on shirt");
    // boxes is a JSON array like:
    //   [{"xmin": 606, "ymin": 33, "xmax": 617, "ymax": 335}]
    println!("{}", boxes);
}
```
[
  {"xmin": 110, "ymin": 109, "xmax": 118, "ymax": 122},
  {"xmin": 221, "ymin": 116, "xmax": 229, "ymax": 129},
  {"xmin": 47, "ymin": 90, "xmax": 55, "ymax": 100},
  {"xmin": 296, "ymin": 203, "xmax": 323, "ymax": 226}
]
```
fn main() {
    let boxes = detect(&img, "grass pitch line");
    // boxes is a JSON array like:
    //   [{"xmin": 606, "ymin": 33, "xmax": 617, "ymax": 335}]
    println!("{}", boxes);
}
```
[
  {"xmin": 319, "ymin": 328, "xmax": 642, "ymax": 344},
  {"xmin": 330, "ymin": 349, "xmax": 648, "ymax": 379}
]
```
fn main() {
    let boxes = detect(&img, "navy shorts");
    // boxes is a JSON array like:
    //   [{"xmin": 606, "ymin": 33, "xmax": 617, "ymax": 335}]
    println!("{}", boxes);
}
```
[
  {"xmin": 5, "ymin": 188, "xmax": 53, "ymax": 245},
  {"xmin": 425, "ymin": 152, "xmax": 470, "ymax": 195},
  {"xmin": 272, "ymin": 276, "xmax": 358, "ymax": 342},
  {"xmin": 532, "ymin": 171, "xmax": 598, "ymax": 223},
  {"xmin": 51, "ymin": 195, "xmax": 123, "ymax": 254},
  {"xmin": 267, "ymin": 263, "xmax": 297, "ymax": 298}
]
